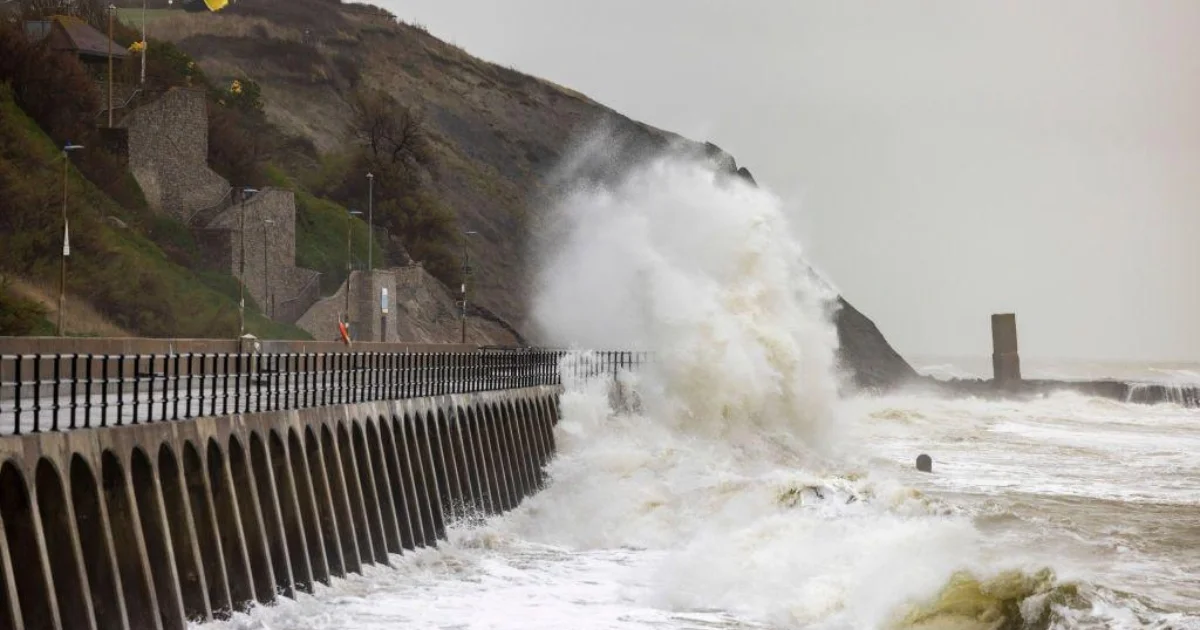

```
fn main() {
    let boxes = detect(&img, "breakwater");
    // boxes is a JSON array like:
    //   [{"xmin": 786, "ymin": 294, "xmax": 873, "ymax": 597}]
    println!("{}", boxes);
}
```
[{"xmin": 0, "ymin": 349, "xmax": 646, "ymax": 630}]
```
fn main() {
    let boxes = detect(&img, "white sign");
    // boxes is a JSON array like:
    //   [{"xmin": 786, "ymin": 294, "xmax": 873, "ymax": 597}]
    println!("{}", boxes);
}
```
[{"xmin": 380, "ymin": 287, "xmax": 389, "ymax": 314}]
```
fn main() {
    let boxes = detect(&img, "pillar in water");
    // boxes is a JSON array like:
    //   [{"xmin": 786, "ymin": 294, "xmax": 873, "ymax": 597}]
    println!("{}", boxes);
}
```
[{"xmin": 991, "ymin": 313, "xmax": 1021, "ymax": 385}]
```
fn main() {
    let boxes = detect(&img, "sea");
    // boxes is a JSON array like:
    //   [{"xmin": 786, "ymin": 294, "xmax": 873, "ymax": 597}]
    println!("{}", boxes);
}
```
[{"xmin": 195, "ymin": 147, "xmax": 1200, "ymax": 630}]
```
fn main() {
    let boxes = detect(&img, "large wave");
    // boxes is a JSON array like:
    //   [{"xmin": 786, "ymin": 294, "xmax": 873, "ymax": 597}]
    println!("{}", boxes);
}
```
[{"xmin": 511, "ymin": 140, "xmax": 1192, "ymax": 629}]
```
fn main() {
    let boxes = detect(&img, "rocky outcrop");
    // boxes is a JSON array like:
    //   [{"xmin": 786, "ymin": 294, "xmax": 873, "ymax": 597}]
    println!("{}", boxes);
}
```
[{"xmin": 832, "ymin": 297, "xmax": 918, "ymax": 390}]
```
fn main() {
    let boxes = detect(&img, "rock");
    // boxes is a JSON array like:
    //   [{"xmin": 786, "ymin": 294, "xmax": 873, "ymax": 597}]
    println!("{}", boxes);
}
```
[{"xmin": 916, "ymin": 454, "xmax": 933, "ymax": 472}]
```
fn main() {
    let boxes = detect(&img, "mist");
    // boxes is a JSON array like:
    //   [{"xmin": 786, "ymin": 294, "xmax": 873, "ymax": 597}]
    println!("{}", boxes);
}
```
[{"xmin": 380, "ymin": 0, "xmax": 1200, "ymax": 363}]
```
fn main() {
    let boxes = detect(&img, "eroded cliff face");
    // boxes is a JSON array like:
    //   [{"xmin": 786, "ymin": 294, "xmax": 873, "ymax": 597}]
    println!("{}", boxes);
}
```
[{"xmin": 153, "ymin": 0, "xmax": 916, "ymax": 388}]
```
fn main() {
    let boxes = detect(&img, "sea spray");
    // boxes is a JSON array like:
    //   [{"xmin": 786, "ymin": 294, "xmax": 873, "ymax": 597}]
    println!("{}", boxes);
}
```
[
  {"xmin": 509, "ymin": 142, "xmax": 1003, "ymax": 627},
  {"xmin": 530, "ymin": 146, "xmax": 844, "ymax": 454}
]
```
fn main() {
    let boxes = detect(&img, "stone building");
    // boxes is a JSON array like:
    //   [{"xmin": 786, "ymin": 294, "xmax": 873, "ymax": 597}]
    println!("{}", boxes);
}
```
[
  {"xmin": 199, "ymin": 188, "xmax": 320, "ymax": 322},
  {"xmin": 119, "ymin": 89, "xmax": 231, "ymax": 222},
  {"xmin": 115, "ymin": 88, "xmax": 321, "ymax": 323}
]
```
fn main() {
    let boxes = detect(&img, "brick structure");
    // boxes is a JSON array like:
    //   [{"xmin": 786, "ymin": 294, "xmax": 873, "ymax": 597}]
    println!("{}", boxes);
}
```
[{"xmin": 119, "ymin": 88, "xmax": 230, "ymax": 222}]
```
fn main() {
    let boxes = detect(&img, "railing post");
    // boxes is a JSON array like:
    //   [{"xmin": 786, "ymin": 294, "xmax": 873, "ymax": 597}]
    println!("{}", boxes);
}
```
[
  {"xmin": 12, "ymin": 356, "xmax": 22, "ymax": 436},
  {"xmin": 115, "ymin": 354, "xmax": 126, "ymax": 426},
  {"xmin": 85, "ymin": 353, "xmax": 95, "ymax": 428},
  {"xmin": 99, "ymin": 355, "xmax": 111, "ymax": 427},
  {"xmin": 69, "ymin": 354, "xmax": 80, "ymax": 429},
  {"xmin": 51, "ymin": 354, "xmax": 62, "ymax": 431},
  {"xmin": 254, "ymin": 352, "xmax": 263, "ymax": 414},
  {"xmin": 131, "ymin": 355, "xmax": 141, "ymax": 426}
]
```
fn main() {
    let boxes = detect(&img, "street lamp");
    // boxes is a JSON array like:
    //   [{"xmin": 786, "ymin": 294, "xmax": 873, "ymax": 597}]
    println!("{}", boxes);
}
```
[
  {"xmin": 346, "ymin": 209, "xmax": 363, "ymax": 323},
  {"xmin": 460, "ymin": 230, "xmax": 478, "ymax": 344},
  {"xmin": 57, "ymin": 142, "xmax": 84, "ymax": 337},
  {"xmin": 237, "ymin": 187, "xmax": 259, "ymax": 337},
  {"xmin": 366, "ymin": 172, "xmax": 374, "ymax": 272},
  {"xmin": 262, "ymin": 217, "xmax": 276, "ymax": 319},
  {"xmin": 106, "ymin": 4, "xmax": 116, "ymax": 127},
  {"xmin": 139, "ymin": 0, "xmax": 147, "ymax": 85}
]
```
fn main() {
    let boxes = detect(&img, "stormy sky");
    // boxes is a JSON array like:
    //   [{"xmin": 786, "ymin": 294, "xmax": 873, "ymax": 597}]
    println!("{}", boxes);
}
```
[{"xmin": 378, "ymin": 0, "xmax": 1200, "ymax": 363}]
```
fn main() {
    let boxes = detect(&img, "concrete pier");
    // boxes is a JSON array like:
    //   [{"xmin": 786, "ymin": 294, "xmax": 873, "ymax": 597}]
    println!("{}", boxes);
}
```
[
  {"xmin": 991, "ymin": 313, "xmax": 1021, "ymax": 386},
  {"xmin": 0, "ymin": 386, "xmax": 559, "ymax": 628}
]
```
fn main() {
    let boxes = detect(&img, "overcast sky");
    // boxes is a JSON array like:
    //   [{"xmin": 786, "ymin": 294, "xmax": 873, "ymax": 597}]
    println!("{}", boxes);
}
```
[{"xmin": 378, "ymin": 0, "xmax": 1200, "ymax": 363}]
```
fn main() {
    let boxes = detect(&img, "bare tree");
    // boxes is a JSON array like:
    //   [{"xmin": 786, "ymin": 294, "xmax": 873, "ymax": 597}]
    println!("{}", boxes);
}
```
[{"xmin": 349, "ymin": 87, "xmax": 433, "ymax": 173}]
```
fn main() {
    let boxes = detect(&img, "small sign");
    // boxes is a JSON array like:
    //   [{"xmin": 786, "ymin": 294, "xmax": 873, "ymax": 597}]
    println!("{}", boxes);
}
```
[
  {"xmin": 380, "ymin": 287, "xmax": 389, "ymax": 314},
  {"xmin": 63, "ymin": 222, "xmax": 70, "ymax": 257}
]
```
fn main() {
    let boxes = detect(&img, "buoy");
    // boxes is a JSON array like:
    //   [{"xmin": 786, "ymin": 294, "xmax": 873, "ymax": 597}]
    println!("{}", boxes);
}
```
[{"xmin": 916, "ymin": 454, "xmax": 933, "ymax": 473}]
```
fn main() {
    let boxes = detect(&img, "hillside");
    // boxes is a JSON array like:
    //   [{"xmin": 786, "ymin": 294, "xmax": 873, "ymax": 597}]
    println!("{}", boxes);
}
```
[{"xmin": 135, "ymin": 0, "xmax": 915, "ymax": 387}]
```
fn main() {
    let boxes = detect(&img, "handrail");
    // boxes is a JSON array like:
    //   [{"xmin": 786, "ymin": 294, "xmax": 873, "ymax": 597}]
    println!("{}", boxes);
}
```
[{"xmin": 0, "ymin": 350, "xmax": 649, "ymax": 437}]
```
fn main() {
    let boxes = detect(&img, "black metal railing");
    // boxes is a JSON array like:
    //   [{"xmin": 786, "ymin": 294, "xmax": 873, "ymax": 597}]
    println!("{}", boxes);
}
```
[{"xmin": 0, "ymin": 349, "xmax": 648, "ymax": 437}]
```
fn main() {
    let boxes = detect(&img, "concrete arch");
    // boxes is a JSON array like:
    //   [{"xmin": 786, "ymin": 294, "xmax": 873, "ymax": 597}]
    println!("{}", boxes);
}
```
[
  {"xmin": 69, "ymin": 455, "xmax": 128, "ymax": 630},
  {"xmin": 333, "ymin": 422, "xmax": 374, "ymax": 564},
  {"xmin": 268, "ymin": 430, "xmax": 313, "ymax": 593},
  {"xmin": 504, "ymin": 400, "xmax": 534, "ymax": 499},
  {"xmin": 445, "ymin": 408, "xmax": 477, "ymax": 515},
  {"xmin": 445, "ymin": 408, "xmax": 472, "ymax": 517},
  {"xmin": 465, "ymin": 405, "xmax": 497, "ymax": 515},
  {"xmin": 101, "ymin": 450, "xmax": 161, "ymax": 630},
  {"xmin": 538, "ymin": 396, "xmax": 559, "ymax": 459},
  {"xmin": 226, "ymin": 436, "xmax": 274, "ymax": 605},
  {"xmin": 205, "ymin": 438, "xmax": 254, "ymax": 610},
  {"xmin": 35, "ymin": 458, "xmax": 96, "ymax": 630},
  {"xmin": 489, "ymin": 402, "xmax": 519, "ymax": 508},
  {"xmin": 336, "ymin": 421, "xmax": 377, "ymax": 565},
  {"xmin": 301, "ymin": 427, "xmax": 342, "ymax": 579},
  {"xmin": 391, "ymin": 415, "xmax": 433, "ymax": 547},
  {"xmin": 320, "ymin": 424, "xmax": 360, "ymax": 573},
  {"xmin": 376, "ymin": 418, "xmax": 418, "ymax": 550},
  {"xmin": 453, "ymin": 406, "xmax": 483, "ymax": 514},
  {"xmin": 349, "ymin": 421, "xmax": 389, "ymax": 563},
  {"xmin": 180, "ymin": 442, "xmax": 231, "ymax": 618},
  {"xmin": 404, "ymin": 413, "xmax": 445, "ymax": 541},
  {"xmin": 0, "ymin": 461, "xmax": 57, "ymax": 630},
  {"xmin": 481, "ymin": 404, "xmax": 513, "ymax": 512},
  {"xmin": 426, "ymin": 410, "xmax": 455, "ymax": 521},
  {"xmin": 521, "ymin": 399, "xmax": 549, "ymax": 489},
  {"xmin": 157, "ymin": 444, "xmax": 209, "ymax": 622},
  {"xmin": 248, "ymin": 432, "xmax": 294, "ymax": 598},
  {"xmin": 362, "ymin": 420, "xmax": 402, "ymax": 555},
  {"xmin": 130, "ymin": 447, "xmax": 186, "ymax": 630}
]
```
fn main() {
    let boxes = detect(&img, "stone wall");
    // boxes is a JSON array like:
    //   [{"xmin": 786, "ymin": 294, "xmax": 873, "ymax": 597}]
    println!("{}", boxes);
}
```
[
  {"xmin": 119, "ymin": 88, "xmax": 230, "ymax": 222},
  {"xmin": 297, "ymin": 267, "xmax": 520, "ymax": 345},
  {"xmin": 206, "ymin": 188, "xmax": 319, "ymax": 320},
  {"xmin": 0, "ymin": 384, "xmax": 561, "ymax": 627}
]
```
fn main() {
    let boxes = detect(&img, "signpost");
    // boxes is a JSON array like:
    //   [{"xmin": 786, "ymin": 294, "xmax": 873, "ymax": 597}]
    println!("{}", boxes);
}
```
[{"xmin": 380, "ymin": 287, "xmax": 389, "ymax": 342}]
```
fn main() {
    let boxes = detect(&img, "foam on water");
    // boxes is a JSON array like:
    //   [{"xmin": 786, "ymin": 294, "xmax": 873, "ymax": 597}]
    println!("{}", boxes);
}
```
[{"xmin": 195, "ymin": 143, "xmax": 1199, "ymax": 630}]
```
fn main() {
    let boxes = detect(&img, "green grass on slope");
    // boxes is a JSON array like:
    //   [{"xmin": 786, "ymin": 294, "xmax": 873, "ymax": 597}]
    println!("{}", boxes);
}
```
[
  {"xmin": 0, "ymin": 85, "xmax": 309, "ymax": 340},
  {"xmin": 267, "ymin": 167, "xmax": 383, "ymax": 296}
]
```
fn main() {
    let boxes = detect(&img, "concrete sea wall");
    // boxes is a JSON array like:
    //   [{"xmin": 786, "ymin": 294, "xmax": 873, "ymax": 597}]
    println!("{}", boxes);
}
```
[{"xmin": 0, "ymin": 386, "xmax": 559, "ymax": 629}]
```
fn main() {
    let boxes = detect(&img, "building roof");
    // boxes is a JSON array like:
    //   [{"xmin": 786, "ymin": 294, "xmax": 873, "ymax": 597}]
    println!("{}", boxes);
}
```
[{"xmin": 28, "ymin": 15, "xmax": 130, "ymax": 59}]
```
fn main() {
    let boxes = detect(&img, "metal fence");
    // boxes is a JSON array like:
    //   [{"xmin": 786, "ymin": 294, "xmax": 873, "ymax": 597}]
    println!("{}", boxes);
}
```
[{"xmin": 0, "ymin": 349, "xmax": 648, "ymax": 437}]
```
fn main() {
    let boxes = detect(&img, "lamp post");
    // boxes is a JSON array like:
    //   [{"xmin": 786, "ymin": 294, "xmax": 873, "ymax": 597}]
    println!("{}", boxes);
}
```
[
  {"xmin": 460, "ymin": 230, "xmax": 478, "ymax": 344},
  {"xmin": 237, "ymin": 187, "xmax": 259, "ymax": 337},
  {"xmin": 106, "ymin": 4, "xmax": 115, "ymax": 127},
  {"xmin": 346, "ymin": 209, "xmax": 363, "ymax": 323},
  {"xmin": 366, "ymin": 172, "xmax": 374, "ymax": 271},
  {"xmin": 262, "ymin": 217, "xmax": 276, "ymax": 319},
  {"xmin": 139, "ymin": 0, "xmax": 147, "ymax": 85},
  {"xmin": 57, "ymin": 142, "xmax": 84, "ymax": 337}
]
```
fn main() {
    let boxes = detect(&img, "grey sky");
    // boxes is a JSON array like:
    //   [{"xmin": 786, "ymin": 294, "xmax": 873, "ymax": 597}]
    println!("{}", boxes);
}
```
[{"xmin": 378, "ymin": 0, "xmax": 1200, "ymax": 362}]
